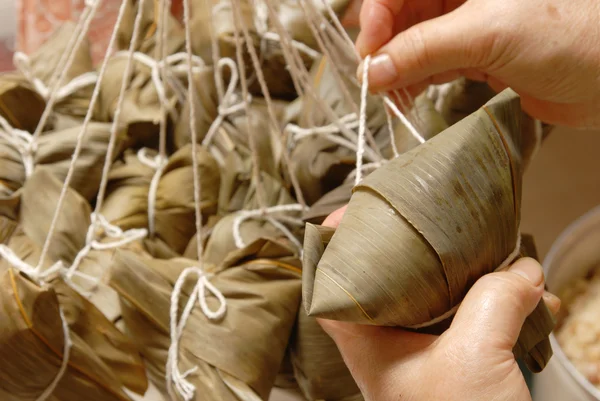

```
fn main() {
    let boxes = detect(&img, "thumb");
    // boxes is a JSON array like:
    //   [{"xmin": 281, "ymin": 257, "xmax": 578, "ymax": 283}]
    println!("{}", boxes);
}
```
[
  {"xmin": 448, "ymin": 258, "xmax": 545, "ymax": 352},
  {"xmin": 359, "ymin": 3, "xmax": 498, "ymax": 91}
]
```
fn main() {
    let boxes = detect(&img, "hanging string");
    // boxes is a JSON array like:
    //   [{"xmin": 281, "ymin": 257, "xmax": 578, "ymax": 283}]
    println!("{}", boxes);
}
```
[
  {"xmin": 354, "ymin": 54, "xmax": 370, "ymax": 185},
  {"xmin": 157, "ymin": 0, "xmax": 171, "ymax": 165},
  {"xmin": 230, "ymin": 0, "xmax": 267, "ymax": 210},
  {"xmin": 385, "ymin": 106, "xmax": 400, "ymax": 158},
  {"xmin": 231, "ymin": 0, "xmax": 308, "ymax": 208},
  {"xmin": 32, "ymin": 0, "xmax": 101, "ymax": 140},
  {"xmin": 383, "ymin": 95, "xmax": 425, "ymax": 144},
  {"xmin": 261, "ymin": 32, "xmax": 321, "ymax": 59},
  {"xmin": 298, "ymin": 0, "xmax": 382, "ymax": 160},
  {"xmin": 232, "ymin": 204, "xmax": 306, "ymax": 251},
  {"xmin": 318, "ymin": 0, "xmax": 360, "ymax": 61},
  {"xmin": 166, "ymin": 1, "xmax": 228, "ymax": 399},
  {"xmin": 137, "ymin": 148, "xmax": 169, "ymax": 236},
  {"xmin": 59, "ymin": 0, "xmax": 152, "ymax": 295},
  {"xmin": 263, "ymin": 0, "xmax": 370, "ymax": 155},
  {"xmin": 407, "ymin": 231, "xmax": 523, "ymax": 330},
  {"xmin": 35, "ymin": 0, "xmax": 147, "ymax": 271}
]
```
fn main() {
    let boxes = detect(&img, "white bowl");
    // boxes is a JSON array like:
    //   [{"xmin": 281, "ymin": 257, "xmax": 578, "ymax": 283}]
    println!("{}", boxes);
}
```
[{"xmin": 533, "ymin": 205, "xmax": 600, "ymax": 401}]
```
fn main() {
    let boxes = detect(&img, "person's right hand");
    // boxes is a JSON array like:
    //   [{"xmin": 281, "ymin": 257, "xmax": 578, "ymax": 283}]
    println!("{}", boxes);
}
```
[{"xmin": 348, "ymin": 0, "xmax": 600, "ymax": 128}]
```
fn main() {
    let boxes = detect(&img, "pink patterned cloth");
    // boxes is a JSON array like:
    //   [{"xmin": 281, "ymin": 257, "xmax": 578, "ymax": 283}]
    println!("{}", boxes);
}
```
[
  {"xmin": 17, "ymin": 0, "xmax": 120, "ymax": 64},
  {"xmin": 17, "ymin": 0, "xmax": 184, "ymax": 65}
]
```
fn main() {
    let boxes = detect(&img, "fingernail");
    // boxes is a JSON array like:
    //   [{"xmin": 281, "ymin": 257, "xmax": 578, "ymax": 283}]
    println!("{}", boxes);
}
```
[
  {"xmin": 357, "ymin": 53, "xmax": 398, "ymax": 88},
  {"xmin": 543, "ymin": 292, "xmax": 561, "ymax": 315},
  {"xmin": 509, "ymin": 259, "xmax": 544, "ymax": 286}
]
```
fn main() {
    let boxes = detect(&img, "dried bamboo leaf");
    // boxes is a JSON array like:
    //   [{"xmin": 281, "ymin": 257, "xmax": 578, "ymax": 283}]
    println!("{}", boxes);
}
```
[
  {"xmin": 20, "ymin": 168, "xmax": 90, "ymax": 264},
  {"xmin": 292, "ymin": 308, "xmax": 363, "ymax": 401},
  {"xmin": 303, "ymin": 89, "xmax": 555, "ymax": 371},
  {"xmin": 117, "ymin": 0, "xmax": 185, "ymax": 55},
  {"xmin": 429, "ymin": 78, "xmax": 549, "ymax": 169},
  {"xmin": 109, "ymin": 237, "xmax": 302, "ymax": 401},
  {"xmin": 302, "ymin": 181, "xmax": 352, "ymax": 224},
  {"xmin": 0, "ymin": 267, "xmax": 138, "ymax": 401},
  {"xmin": 0, "ymin": 74, "xmax": 45, "ymax": 133}
]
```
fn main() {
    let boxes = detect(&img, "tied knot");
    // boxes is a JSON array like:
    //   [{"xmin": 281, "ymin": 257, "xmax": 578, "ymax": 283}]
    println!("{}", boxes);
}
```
[
  {"xmin": 64, "ymin": 213, "xmax": 147, "ymax": 295},
  {"xmin": 0, "ymin": 126, "xmax": 37, "ymax": 177},
  {"xmin": 13, "ymin": 52, "xmax": 98, "ymax": 103},
  {"xmin": 0, "ymin": 244, "xmax": 63, "ymax": 283},
  {"xmin": 202, "ymin": 58, "xmax": 251, "ymax": 147},
  {"xmin": 167, "ymin": 267, "xmax": 227, "ymax": 401},
  {"xmin": 232, "ymin": 204, "xmax": 306, "ymax": 252}
]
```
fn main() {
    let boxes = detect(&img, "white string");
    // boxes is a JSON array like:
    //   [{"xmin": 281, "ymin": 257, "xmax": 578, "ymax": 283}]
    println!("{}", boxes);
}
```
[
  {"xmin": 65, "ymin": 213, "xmax": 147, "ymax": 283},
  {"xmin": 112, "ymin": 51, "xmax": 208, "ymax": 119},
  {"xmin": 165, "ymin": 0, "xmax": 229, "ymax": 398},
  {"xmin": 35, "ymin": 0, "xmax": 143, "ymax": 271},
  {"xmin": 36, "ymin": 308, "xmax": 72, "ymax": 401},
  {"xmin": 137, "ymin": 148, "xmax": 168, "ymax": 236},
  {"xmin": 383, "ymin": 95, "xmax": 425, "ymax": 144},
  {"xmin": 232, "ymin": 204, "xmax": 306, "ymax": 251},
  {"xmin": 201, "ymin": 58, "xmax": 251, "ymax": 147},
  {"xmin": 0, "ymin": 245, "xmax": 63, "ymax": 282},
  {"xmin": 407, "ymin": 232, "xmax": 523, "ymax": 329},
  {"xmin": 354, "ymin": 54, "xmax": 370, "ymax": 186},
  {"xmin": 284, "ymin": 115, "xmax": 381, "ymax": 163},
  {"xmin": 0, "ymin": 115, "xmax": 36, "ymax": 177},
  {"xmin": 13, "ymin": 52, "xmax": 98, "ymax": 102},
  {"xmin": 166, "ymin": 267, "xmax": 227, "ymax": 401},
  {"xmin": 261, "ymin": 32, "xmax": 321, "ymax": 59},
  {"xmin": 32, "ymin": 0, "xmax": 101, "ymax": 140},
  {"xmin": 385, "ymin": 106, "xmax": 400, "ymax": 158}
]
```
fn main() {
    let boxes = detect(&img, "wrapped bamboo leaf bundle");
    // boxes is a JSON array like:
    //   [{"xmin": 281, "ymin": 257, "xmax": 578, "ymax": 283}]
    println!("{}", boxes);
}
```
[
  {"xmin": 0, "ymin": 74, "xmax": 45, "ymax": 133},
  {"xmin": 12, "ymin": 167, "xmax": 146, "ymax": 321},
  {"xmin": 101, "ymin": 144, "xmax": 220, "ymax": 257},
  {"xmin": 302, "ymin": 89, "xmax": 556, "ymax": 372},
  {"xmin": 18, "ymin": 22, "xmax": 96, "ymax": 118},
  {"xmin": 0, "ymin": 172, "xmax": 148, "ymax": 399},
  {"xmin": 0, "ymin": 266, "xmax": 147, "ymax": 401},
  {"xmin": 108, "ymin": 235, "xmax": 302, "ymax": 400},
  {"xmin": 0, "ymin": 122, "xmax": 128, "ymax": 203}
]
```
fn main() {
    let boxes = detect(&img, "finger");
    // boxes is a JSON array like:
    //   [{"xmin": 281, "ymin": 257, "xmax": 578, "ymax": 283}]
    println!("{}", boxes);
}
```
[
  {"xmin": 449, "ymin": 258, "xmax": 545, "ymax": 351},
  {"xmin": 341, "ymin": 0, "xmax": 362, "ymax": 27},
  {"xmin": 318, "ymin": 319, "xmax": 436, "ymax": 389},
  {"xmin": 322, "ymin": 205, "xmax": 348, "ymax": 228},
  {"xmin": 358, "ymin": 3, "xmax": 494, "ymax": 92},
  {"xmin": 356, "ymin": 0, "xmax": 406, "ymax": 57}
]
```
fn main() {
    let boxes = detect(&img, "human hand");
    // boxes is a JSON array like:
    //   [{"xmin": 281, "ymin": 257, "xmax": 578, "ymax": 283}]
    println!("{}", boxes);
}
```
[
  {"xmin": 344, "ymin": 0, "xmax": 600, "ymax": 128},
  {"xmin": 318, "ymin": 207, "xmax": 561, "ymax": 401}
]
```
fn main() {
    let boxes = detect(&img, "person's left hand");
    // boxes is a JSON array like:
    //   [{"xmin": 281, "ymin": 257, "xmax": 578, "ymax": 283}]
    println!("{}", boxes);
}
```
[{"xmin": 318, "ymin": 207, "xmax": 561, "ymax": 401}]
